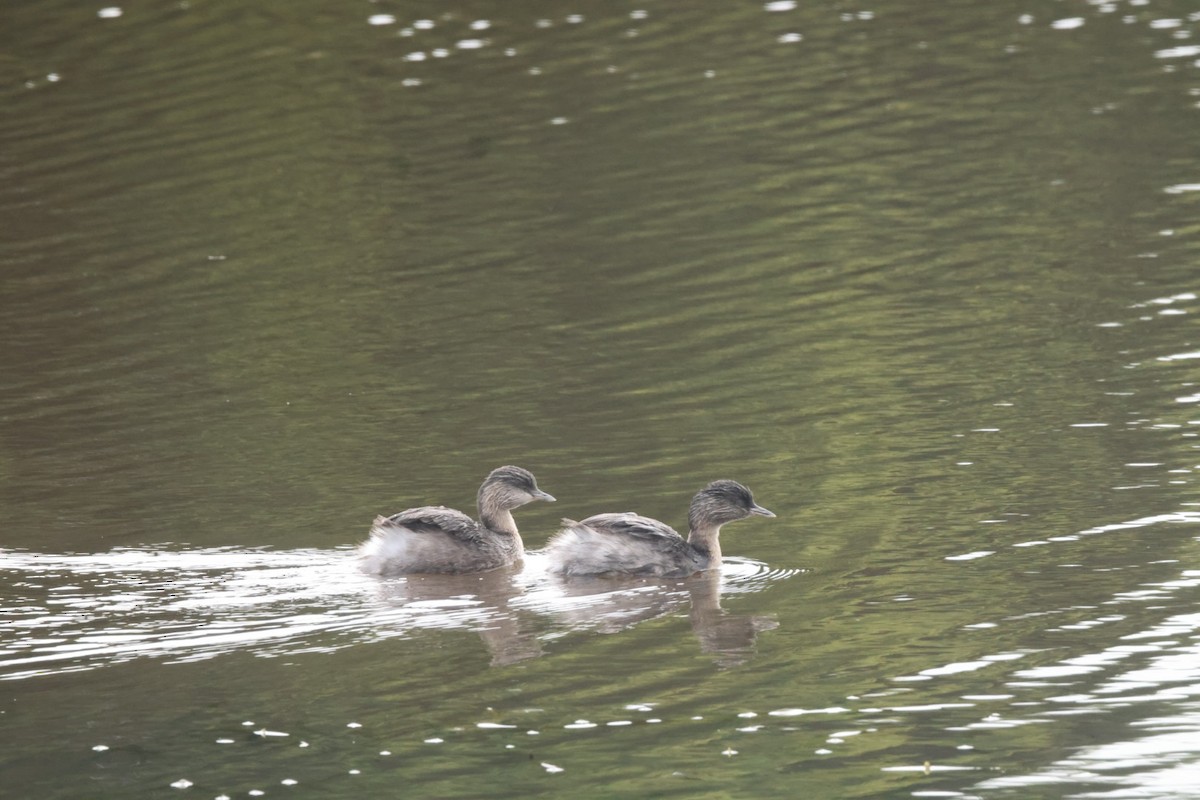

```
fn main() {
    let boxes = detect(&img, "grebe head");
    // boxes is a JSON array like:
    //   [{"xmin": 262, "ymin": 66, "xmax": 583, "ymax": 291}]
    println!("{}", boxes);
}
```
[
  {"xmin": 478, "ymin": 465, "xmax": 556, "ymax": 513},
  {"xmin": 688, "ymin": 479, "xmax": 774, "ymax": 531}
]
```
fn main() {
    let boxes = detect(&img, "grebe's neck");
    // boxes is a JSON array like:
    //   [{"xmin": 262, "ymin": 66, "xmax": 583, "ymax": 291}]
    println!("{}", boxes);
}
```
[
  {"xmin": 480, "ymin": 504, "xmax": 524, "ymax": 559},
  {"xmin": 480, "ymin": 505, "xmax": 517, "ymax": 535},
  {"xmin": 686, "ymin": 524, "xmax": 722, "ymax": 567}
]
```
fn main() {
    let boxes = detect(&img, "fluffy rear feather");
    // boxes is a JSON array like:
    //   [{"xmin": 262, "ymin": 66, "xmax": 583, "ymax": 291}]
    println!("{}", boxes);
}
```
[
  {"xmin": 359, "ymin": 508, "xmax": 516, "ymax": 575},
  {"xmin": 544, "ymin": 515, "xmax": 705, "ymax": 577}
]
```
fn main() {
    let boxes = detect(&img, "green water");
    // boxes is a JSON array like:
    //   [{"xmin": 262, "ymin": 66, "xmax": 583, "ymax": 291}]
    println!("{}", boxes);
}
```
[{"xmin": 4, "ymin": 1, "xmax": 1200, "ymax": 797}]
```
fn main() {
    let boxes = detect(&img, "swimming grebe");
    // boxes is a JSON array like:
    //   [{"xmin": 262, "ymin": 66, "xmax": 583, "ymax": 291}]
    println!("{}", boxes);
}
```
[
  {"xmin": 359, "ymin": 465, "xmax": 555, "ymax": 575},
  {"xmin": 543, "ymin": 479, "xmax": 774, "ymax": 577}
]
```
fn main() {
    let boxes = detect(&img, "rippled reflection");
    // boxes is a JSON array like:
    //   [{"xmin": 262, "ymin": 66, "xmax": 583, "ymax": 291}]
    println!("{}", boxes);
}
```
[
  {"xmin": 0, "ymin": 547, "xmax": 368, "ymax": 679},
  {"xmin": 975, "ymin": 602, "xmax": 1200, "ymax": 797},
  {"xmin": 518, "ymin": 555, "xmax": 794, "ymax": 666},
  {"xmin": 0, "ymin": 548, "xmax": 793, "ymax": 678}
]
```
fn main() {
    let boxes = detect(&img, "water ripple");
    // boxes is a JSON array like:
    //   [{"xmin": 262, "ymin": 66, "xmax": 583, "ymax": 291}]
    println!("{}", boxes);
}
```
[{"xmin": 0, "ymin": 546, "xmax": 794, "ymax": 678}]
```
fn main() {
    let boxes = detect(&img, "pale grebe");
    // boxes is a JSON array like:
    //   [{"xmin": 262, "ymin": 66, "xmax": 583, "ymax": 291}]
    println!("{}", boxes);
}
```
[
  {"xmin": 359, "ymin": 466, "xmax": 555, "ymax": 575},
  {"xmin": 544, "ymin": 479, "xmax": 773, "ymax": 577}
]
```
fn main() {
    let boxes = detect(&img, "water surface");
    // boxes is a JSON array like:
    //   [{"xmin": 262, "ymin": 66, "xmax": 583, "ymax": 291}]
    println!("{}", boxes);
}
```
[{"xmin": 4, "ymin": 0, "xmax": 1200, "ymax": 797}]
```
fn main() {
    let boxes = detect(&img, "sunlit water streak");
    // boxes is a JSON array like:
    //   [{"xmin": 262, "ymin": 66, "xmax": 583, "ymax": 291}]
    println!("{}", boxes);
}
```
[
  {"xmin": 0, "ymin": 548, "xmax": 796, "ymax": 679},
  {"xmin": 971, "ymin": 596, "xmax": 1200, "ymax": 797}
]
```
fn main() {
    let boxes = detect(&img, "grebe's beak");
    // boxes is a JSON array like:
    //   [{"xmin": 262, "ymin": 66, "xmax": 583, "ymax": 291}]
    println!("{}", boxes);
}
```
[
  {"xmin": 533, "ymin": 490, "xmax": 557, "ymax": 503},
  {"xmin": 750, "ymin": 503, "xmax": 775, "ymax": 518}
]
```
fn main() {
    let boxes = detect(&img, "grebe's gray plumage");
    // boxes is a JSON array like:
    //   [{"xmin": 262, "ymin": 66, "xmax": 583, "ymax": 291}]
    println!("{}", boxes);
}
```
[
  {"xmin": 359, "ymin": 466, "xmax": 555, "ymax": 575},
  {"xmin": 544, "ymin": 479, "xmax": 774, "ymax": 578}
]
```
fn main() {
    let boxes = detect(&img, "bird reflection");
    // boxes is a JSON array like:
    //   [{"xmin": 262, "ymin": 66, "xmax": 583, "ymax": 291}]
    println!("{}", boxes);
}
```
[
  {"xmin": 0, "ymin": 548, "xmax": 786, "ymax": 677},
  {"xmin": 366, "ymin": 560, "xmax": 780, "ymax": 668},
  {"xmin": 545, "ymin": 568, "xmax": 778, "ymax": 667},
  {"xmin": 371, "ymin": 566, "xmax": 543, "ymax": 666}
]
